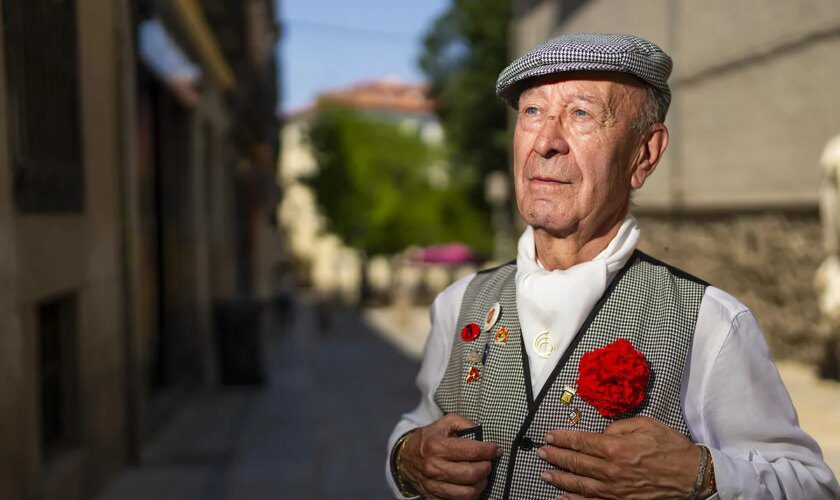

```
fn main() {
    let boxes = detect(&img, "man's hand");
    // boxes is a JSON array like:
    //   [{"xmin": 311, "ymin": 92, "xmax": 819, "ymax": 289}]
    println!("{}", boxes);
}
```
[
  {"xmin": 537, "ymin": 416, "xmax": 701, "ymax": 500},
  {"xmin": 399, "ymin": 413, "xmax": 500, "ymax": 500}
]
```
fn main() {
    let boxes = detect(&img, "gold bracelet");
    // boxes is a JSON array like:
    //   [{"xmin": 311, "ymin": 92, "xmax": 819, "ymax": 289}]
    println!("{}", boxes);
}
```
[
  {"xmin": 394, "ymin": 430, "xmax": 421, "ymax": 498},
  {"xmin": 702, "ymin": 448, "xmax": 717, "ymax": 499}
]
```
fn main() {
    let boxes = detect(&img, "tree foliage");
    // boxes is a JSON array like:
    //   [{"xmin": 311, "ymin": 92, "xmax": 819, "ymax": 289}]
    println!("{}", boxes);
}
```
[
  {"xmin": 304, "ymin": 107, "xmax": 491, "ymax": 256},
  {"xmin": 419, "ymin": 0, "xmax": 512, "ymax": 185},
  {"xmin": 302, "ymin": 2, "xmax": 511, "ymax": 257}
]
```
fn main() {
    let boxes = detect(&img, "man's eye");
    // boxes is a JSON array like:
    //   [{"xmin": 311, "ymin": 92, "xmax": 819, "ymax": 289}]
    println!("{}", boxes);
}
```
[{"xmin": 573, "ymin": 109, "xmax": 589, "ymax": 117}]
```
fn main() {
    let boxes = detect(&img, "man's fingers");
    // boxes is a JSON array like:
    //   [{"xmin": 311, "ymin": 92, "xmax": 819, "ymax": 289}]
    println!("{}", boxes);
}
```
[
  {"xmin": 426, "ymin": 478, "xmax": 482, "ymax": 500},
  {"xmin": 603, "ymin": 416, "xmax": 655, "ymax": 435},
  {"xmin": 545, "ymin": 429, "xmax": 613, "ymax": 459},
  {"xmin": 441, "ymin": 437, "xmax": 500, "ymax": 461},
  {"xmin": 439, "ymin": 413, "xmax": 478, "ymax": 435},
  {"xmin": 537, "ymin": 446, "xmax": 615, "ymax": 481},
  {"xmin": 441, "ymin": 460, "xmax": 492, "ymax": 486},
  {"xmin": 555, "ymin": 493, "xmax": 605, "ymax": 500},
  {"xmin": 541, "ymin": 469, "xmax": 608, "ymax": 499},
  {"xmin": 476, "ymin": 477, "xmax": 488, "ymax": 495}
]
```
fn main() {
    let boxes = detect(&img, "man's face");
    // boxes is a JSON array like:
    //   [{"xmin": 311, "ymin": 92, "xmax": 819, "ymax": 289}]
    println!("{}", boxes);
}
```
[{"xmin": 512, "ymin": 73, "xmax": 652, "ymax": 238}]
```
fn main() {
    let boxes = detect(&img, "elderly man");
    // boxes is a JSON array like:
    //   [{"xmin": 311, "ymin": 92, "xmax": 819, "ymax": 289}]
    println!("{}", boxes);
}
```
[{"xmin": 386, "ymin": 34, "xmax": 840, "ymax": 499}]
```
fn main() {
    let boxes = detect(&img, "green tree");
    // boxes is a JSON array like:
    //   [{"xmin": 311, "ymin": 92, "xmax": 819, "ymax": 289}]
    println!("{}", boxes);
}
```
[
  {"xmin": 419, "ymin": 0, "xmax": 512, "ymax": 197},
  {"xmin": 304, "ymin": 107, "xmax": 491, "ymax": 256}
]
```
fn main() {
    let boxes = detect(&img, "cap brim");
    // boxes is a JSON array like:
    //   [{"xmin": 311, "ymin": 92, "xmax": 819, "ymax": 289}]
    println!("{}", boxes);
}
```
[{"xmin": 497, "ymin": 61, "xmax": 641, "ymax": 109}]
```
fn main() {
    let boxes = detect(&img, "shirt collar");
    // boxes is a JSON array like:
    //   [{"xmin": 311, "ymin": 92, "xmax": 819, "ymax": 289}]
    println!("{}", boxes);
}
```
[{"xmin": 517, "ymin": 213, "xmax": 640, "ymax": 276}]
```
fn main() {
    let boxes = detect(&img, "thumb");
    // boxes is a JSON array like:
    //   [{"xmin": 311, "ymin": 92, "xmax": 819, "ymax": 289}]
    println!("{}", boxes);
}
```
[{"xmin": 440, "ymin": 413, "xmax": 478, "ymax": 436}]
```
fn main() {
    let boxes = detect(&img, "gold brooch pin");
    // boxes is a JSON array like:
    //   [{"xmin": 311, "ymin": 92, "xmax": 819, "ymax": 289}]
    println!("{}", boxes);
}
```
[
  {"xmin": 494, "ymin": 326, "xmax": 509, "ymax": 344},
  {"xmin": 560, "ymin": 386, "xmax": 576, "ymax": 405}
]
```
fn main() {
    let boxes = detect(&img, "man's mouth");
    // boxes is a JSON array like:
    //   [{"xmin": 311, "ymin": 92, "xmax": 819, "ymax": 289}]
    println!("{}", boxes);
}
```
[{"xmin": 529, "ymin": 176, "xmax": 572, "ymax": 185}]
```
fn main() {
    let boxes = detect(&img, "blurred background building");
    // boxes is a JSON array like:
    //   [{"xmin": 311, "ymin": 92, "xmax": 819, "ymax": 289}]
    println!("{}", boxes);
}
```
[
  {"xmin": 0, "ymin": 0, "xmax": 281, "ymax": 498},
  {"xmin": 512, "ymin": 0, "xmax": 840, "ymax": 368}
]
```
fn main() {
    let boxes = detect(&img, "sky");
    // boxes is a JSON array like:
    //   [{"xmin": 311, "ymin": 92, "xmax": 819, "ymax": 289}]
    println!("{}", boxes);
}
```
[{"xmin": 278, "ymin": 0, "xmax": 451, "ymax": 113}]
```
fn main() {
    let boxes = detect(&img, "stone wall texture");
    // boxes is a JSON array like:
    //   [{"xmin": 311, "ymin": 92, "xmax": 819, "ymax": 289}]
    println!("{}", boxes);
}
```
[
  {"xmin": 511, "ymin": 0, "xmax": 840, "ymax": 210},
  {"xmin": 637, "ymin": 213, "xmax": 824, "ymax": 363}
]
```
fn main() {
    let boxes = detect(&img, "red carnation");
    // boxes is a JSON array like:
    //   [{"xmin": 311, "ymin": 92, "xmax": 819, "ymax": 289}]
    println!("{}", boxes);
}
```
[{"xmin": 576, "ymin": 338, "xmax": 650, "ymax": 418}]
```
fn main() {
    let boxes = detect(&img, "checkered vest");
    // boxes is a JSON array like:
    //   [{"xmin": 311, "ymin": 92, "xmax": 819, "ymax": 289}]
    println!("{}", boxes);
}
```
[{"xmin": 434, "ymin": 251, "xmax": 707, "ymax": 499}]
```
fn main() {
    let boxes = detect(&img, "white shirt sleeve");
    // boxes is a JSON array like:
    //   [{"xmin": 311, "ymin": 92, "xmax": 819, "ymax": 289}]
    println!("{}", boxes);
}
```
[
  {"xmin": 684, "ymin": 287, "xmax": 840, "ymax": 499},
  {"xmin": 385, "ymin": 274, "xmax": 474, "ymax": 499}
]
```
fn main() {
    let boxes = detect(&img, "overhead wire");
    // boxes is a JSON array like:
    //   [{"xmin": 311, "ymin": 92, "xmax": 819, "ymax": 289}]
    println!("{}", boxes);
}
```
[{"xmin": 282, "ymin": 16, "xmax": 419, "ymax": 44}]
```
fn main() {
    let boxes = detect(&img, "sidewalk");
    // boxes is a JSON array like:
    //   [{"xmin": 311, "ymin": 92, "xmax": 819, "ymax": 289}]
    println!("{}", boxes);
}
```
[
  {"xmin": 96, "ymin": 297, "xmax": 420, "ymax": 500},
  {"xmin": 216, "ymin": 303, "xmax": 419, "ymax": 499}
]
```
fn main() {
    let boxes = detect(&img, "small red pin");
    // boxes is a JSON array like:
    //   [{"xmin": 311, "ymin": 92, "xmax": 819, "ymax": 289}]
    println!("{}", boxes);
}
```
[
  {"xmin": 461, "ymin": 323, "xmax": 480, "ymax": 342},
  {"xmin": 465, "ymin": 366, "xmax": 481, "ymax": 383}
]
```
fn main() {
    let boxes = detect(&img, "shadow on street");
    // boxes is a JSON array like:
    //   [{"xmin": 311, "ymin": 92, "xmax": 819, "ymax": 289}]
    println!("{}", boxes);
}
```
[{"xmin": 97, "ymin": 294, "xmax": 419, "ymax": 500}]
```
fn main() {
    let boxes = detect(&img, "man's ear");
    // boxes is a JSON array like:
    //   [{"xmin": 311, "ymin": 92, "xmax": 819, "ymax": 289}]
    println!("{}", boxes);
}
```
[{"xmin": 630, "ymin": 123, "xmax": 669, "ymax": 190}]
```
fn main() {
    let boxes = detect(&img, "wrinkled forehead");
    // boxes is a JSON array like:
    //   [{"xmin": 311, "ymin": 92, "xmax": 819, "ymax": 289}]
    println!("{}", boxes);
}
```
[{"xmin": 517, "ymin": 71, "xmax": 647, "ymax": 107}]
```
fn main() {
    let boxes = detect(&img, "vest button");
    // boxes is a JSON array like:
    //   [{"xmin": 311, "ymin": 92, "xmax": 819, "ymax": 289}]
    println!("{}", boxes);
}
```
[{"xmin": 519, "ymin": 437, "xmax": 534, "ymax": 451}]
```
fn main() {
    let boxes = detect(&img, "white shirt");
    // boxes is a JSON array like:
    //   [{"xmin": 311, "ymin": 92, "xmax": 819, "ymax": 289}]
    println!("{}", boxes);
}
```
[
  {"xmin": 517, "ymin": 215, "xmax": 640, "ymax": 394},
  {"xmin": 387, "ymin": 219, "xmax": 840, "ymax": 499}
]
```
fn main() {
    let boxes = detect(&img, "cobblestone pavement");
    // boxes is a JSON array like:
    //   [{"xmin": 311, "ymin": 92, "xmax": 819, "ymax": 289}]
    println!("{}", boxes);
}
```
[{"xmin": 97, "ymin": 297, "xmax": 419, "ymax": 500}]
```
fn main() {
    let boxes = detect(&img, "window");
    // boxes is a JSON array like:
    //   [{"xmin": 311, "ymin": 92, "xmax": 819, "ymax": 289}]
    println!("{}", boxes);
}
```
[
  {"xmin": 38, "ymin": 294, "xmax": 80, "ymax": 463},
  {"xmin": 2, "ymin": 0, "xmax": 84, "ymax": 212}
]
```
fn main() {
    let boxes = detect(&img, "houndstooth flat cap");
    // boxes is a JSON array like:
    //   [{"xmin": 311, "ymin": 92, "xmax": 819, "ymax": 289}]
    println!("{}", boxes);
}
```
[{"xmin": 496, "ymin": 33, "xmax": 673, "ymax": 114}]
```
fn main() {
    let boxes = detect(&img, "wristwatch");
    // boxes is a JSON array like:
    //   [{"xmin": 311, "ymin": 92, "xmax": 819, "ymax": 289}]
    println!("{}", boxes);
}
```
[{"xmin": 390, "ymin": 429, "xmax": 421, "ymax": 499}]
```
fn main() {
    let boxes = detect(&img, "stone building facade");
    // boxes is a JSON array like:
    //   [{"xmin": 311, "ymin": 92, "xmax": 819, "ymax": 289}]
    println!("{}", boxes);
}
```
[
  {"xmin": 510, "ymin": 0, "xmax": 840, "ymax": 365},
  {"xmin": 0, "ymin": 1, "xmax": 281, "ymax": 499}
]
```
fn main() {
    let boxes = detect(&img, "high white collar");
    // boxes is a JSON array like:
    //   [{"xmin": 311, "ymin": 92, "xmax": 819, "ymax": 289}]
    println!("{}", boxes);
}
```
[
  {"xmin": 517, "ymin": 213, "xmax": 640, "ymax": 276},
  {"xmin": 514, "ymin": 214, "xmax": 640, "ymax": 394}
]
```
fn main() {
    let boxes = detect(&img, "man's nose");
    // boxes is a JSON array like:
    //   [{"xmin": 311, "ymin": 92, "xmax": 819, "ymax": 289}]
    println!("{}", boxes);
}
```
[{"xmin": 533, "ymin": 117, "xmax": 570, "ymax": 159}]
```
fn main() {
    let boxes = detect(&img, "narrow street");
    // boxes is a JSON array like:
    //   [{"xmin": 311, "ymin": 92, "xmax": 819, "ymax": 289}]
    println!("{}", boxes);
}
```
[{"xmin": 96, "ymin": 296, "xmax": 420, "ymax": 500}]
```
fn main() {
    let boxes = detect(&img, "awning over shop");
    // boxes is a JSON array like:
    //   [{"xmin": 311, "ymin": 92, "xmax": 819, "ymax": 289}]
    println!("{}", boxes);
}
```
[{"xmin": 139, "ymin": 18, "xmax": 201, "ymax": 106}]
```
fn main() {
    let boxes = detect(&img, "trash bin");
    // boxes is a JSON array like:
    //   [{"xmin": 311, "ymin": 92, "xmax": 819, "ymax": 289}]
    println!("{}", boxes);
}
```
[{"xmin": 214, "ymin": 298, "xmax": 266, "ymax": 385}]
